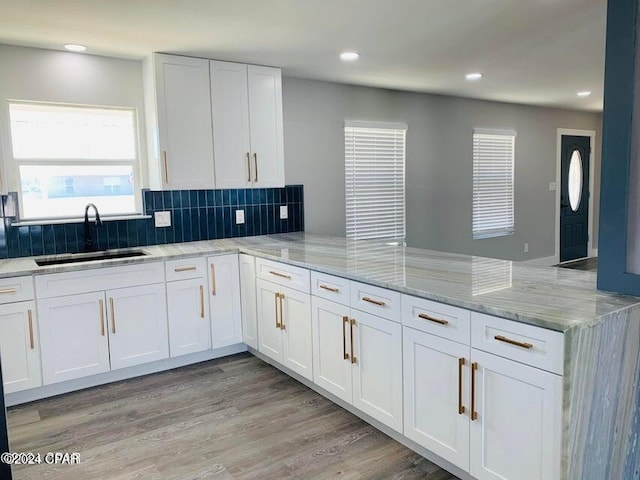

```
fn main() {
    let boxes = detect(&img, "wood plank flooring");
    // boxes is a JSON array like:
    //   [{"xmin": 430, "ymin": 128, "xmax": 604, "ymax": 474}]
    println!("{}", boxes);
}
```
[{"xmin": 7, "ymin": 353, "xmax": 460, "ymax": 480}]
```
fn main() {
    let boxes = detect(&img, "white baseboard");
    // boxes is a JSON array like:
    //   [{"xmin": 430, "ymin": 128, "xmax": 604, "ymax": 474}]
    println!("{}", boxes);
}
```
[
  {"xmin": 5, "ymin": 343, "xmax": 247, "ymax": 407},
  {"xmin": 521, "ymin": 255, "xmax": 558, "ymax": 267}
]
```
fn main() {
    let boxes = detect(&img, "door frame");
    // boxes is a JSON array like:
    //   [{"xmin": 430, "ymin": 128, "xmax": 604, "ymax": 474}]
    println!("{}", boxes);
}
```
[{"xmin": 555, "ymin": 128, "xmax": 597, "ymax": 263}]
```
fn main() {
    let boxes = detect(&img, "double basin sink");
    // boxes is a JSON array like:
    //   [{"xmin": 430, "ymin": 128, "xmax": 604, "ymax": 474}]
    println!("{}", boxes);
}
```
[{"xmin": 34, "ymin": 249, "xmax": 148, "ymax": 267}]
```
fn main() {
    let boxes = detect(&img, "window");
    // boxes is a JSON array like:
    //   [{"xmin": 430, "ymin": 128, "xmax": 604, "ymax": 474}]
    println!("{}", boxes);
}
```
[
  {"xmin": 472, "ymin": 129, "xmax": 516, "ymax": 239},
  {"xmin": 8, "ymin": 102, "xmax": 140, "ymax": 220},
  {"xmin": 345, "ymin": 121, "xmax": 407, "ymax": 241}
]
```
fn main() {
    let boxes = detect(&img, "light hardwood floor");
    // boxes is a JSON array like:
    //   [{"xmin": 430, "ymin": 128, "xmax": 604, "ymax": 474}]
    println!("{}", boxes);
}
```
[{"xmin": 7, "ymin": 353, "xmax": 460, "ymax": 480}]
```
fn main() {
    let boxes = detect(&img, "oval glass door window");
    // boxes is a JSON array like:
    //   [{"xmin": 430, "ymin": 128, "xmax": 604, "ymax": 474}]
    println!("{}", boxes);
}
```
[{"xmin": 568, "ymin": 150, "xmax": 583, "ymax": 211}]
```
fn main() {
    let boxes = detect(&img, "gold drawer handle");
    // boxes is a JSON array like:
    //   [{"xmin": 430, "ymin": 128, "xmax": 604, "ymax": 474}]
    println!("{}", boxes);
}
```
[
  {"xmin": 471, "ymin": 362, "xmax": 478, "ymax": 421},
  {"xmin": 319, "ymin": 284, "xmax": 339, "ymax": 293},
  {"xmin": 254, "ymin": 153, "xmax": 258, "ymax": 182},
  {"xmin": 0, "ymin": 288, "xmax": 17, "ymax": 295},
  {"xmin": 210, "ymin": 264, "xmax": 217, "ymax": 295},
  {"xmin": 362, "ymin": 296, "xmax": 385, "ymax": 307},
  {"xmin": 458, "ymin": 358, "xmax": 465, "ymax": 415},
  {"xmin": 342, "ymin": 316, "xmax": 349, "ymax": 360},
  {"xmin": 279, "ymin": 293, "xmax": 285, "ymax": 330},
  {"xmin": 274, "ymin": 293, "xmax": 282, "ymax": 329},
  {"xmin": 494, "ymin": 335, "xmax": 534, "ymax": 350},
  {"xmin": 246, "ymin": 152, "xmax": 251, "ymax": 182},
  {"xmin": 99, "ymin": 299, "xmax": 105, "ymax": 337},
  {"xmin": 269, "ymin": 270, "xmax": 291, "ymax": 279},
  {"xmin": 418, "ymin": 313, "xmax": 449, "ymax": 325},
  {"xmin": 350, "ymin": 318, "xmax": 357, "ymax": 364},
  {"xmin": 174, "ymin": 266, "xmax": 197, "ymax": 273},
  {"xmin": 162, "ymin": 151, "xmax": 169, "ymax": 184},
  {"xmin": 28, "ymin": 309, "xmax": 35, "ymax": 349},
  {"xmin": 110, "ymin": 297, "xmax": 116, "ymax": 334},
  {"xmin": 200, "ymin": 285, "xmax": 205, "ymax": 318}
]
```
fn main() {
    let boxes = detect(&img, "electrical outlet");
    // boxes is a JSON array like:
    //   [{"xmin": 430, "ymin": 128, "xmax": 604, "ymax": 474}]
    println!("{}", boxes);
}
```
[
  {"xmin": 235, "ymin": 209, "xmax": 245, "ymax": 224},
  {"xmin": 524, "ymin": 242, "xmax": 529, "ymax": 253},
  {"xmin": 549, "ymin": 182, "xmax": 557, "ymax": 191},
  {"xmin": 154, "ymin": 211, "xmax": 171, "ymax": 227},
  {"xmin": 280, "ymin": 205, "xmax": 288, "ymax": 219}
]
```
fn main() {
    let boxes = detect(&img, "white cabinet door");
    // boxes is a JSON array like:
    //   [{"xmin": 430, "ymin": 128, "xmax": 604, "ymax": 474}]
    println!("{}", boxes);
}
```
[
  {"xmin": 107, "ymin": 284, "xmax": 169, "ymax": 370},
  {"xmin": 154, "ymin": 54, "xmax": 215, "ymax": 189},
  {"xmin": 210, "ymin": 60, "xmax": 252, "ymax": 188},
  {"xmin": 470, "ymin": 349, "xmax": 562, "ymax": 480},
  {"xmin": 38, "ymin": 292, "xmax": 110, "ymax": 384},
  {"xmin": 167, "ymin": 278, "xmax": 210, "ymax": 357},
  {"xmin": 280, "ymin": 285, "xmax": 312, "ymax": 380},
  {"xmin": 0, "ymin": 301, "xmax": 41, "ymax": 393},
  {"xmin": 256, "ymin": 279, "xmax": 283, "ymax": 362},
  {"xmin": 247, "ymin": 65, "xmax": 284, "ymax": 188},
  {"xmin": 351, "ymin": 310, "xmax": 403, "ymax": 433},
  {"xmin": 403, "ymin": 327, "xmax": 470, "ymax": 470},
  {"xmin": 311, "ymin": 297, "xmax": 352, "ymax": 402},
  {"xmin": 208, "ymin": 254, "xmax": 242, "ymax": 348},
  {"xmin": 239, "ymin": 254, "xmax": 258, "ymax": 349}
]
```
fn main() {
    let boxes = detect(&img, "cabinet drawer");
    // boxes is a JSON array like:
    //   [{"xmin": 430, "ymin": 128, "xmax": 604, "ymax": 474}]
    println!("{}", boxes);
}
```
[
  {"xmin": 256, "ymin": 258, "xmax": 310, "ymax": 293},
  {"xmin": 35, "ymin": 262, "xmax": 165, "ymax": 298},
  {"xmin": 311, "ymin": 271, "xmax": 350, "ymax": 306},
  {"xmin": 0, "ymin": 276, "xmax": 34, "ymax": 304},
  {"xmin": 471, "ymin": 312, "xmax": 564, "ymax": 374},
  {"xmin": 350, "ymin": 281, "xmax": 401, "ymax": 323},
  {"xmin": 165, "ymin": 257, "xmax": 206, "ymax": 282},
  {"xmin": 402, "ymin": 295, "xmax": 470, "ymax": 344}
]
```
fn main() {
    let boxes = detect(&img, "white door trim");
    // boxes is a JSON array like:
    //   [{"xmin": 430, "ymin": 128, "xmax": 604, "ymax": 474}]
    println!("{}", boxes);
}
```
[{"xmin": 555, "ymin": 128, "xmax": 597, "ymax": 264}]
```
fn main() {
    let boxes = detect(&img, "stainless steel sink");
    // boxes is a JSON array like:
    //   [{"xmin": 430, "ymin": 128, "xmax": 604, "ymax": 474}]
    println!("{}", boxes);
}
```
[{"xmin": 34, "ymin": 249, "xmax": 148, "ymax": 266}]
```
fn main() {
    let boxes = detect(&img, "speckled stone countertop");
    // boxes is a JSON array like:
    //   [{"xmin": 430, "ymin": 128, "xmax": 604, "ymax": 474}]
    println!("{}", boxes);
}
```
[{"xmin": 0, "ymin": 232, "xmax": 636, "ymax": 332}]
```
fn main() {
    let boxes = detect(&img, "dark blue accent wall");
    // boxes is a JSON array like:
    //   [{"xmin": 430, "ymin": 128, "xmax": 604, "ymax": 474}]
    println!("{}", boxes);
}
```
[{"xmin": 0, "ymin": 185, "xmax": 304, "ymax": 259}]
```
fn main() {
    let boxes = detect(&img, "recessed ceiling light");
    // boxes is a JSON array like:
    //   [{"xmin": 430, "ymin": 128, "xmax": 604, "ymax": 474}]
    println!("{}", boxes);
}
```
[
  {"xmin": 340, "ymin": 51, "xmax": 360, "ymax": 61},
  {"xmin": 577, "ymin": 91, "xmax": 592, "ymax": 97},
  {"xmin": 64, "ymin": 44, "xmax": 87, "ymax": 52},
  {"xmin": 465, "ymin": 72, "xmax": 483, "ymax": 81}
]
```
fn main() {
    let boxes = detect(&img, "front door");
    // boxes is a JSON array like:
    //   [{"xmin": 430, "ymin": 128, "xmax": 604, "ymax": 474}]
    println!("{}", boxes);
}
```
[{"xmin": 560, "ymin": 135, "xmax": 590, "ymax": 262}]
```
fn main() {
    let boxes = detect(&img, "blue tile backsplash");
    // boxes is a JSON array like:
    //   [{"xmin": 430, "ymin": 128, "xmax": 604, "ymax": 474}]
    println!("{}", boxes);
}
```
[{"xmin": 0, "ymin": 185, "xmax": 304, "ymax": 259}]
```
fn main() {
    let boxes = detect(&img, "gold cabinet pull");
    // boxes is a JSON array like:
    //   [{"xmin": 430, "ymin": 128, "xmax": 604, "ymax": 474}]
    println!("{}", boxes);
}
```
[
  {"xmin": 27, "ymin": 309, "xmax": 35, "ymax": 349},
  {"xmin": 274, "ymin": 292, "xmax": 281, "ymax": 329},
  {"xmin": 350, "ymin": 318, "xmax": 357, "ymax": 364},
  {"xmin": 253, "ymin": 152, "xmax": 258, "ymax": 182},
  {"xmin": 210, "ymin": 264, "xmax": 217, "ymax": 295},
  {"xmin": 246, "ymin": 152, "xmax": 251, "ymax": 182},
  {"xmin": 320, "ymin": 284, "xmax": 339, "ymax": 293},
  {"xmin": 269, "ymin": 270, "xmax": 291, "ymax": 279},
  {"xmin": 458, "ymin": 358, "xmax": 466, "ymax": 415},
  {"xmin": 494, "ymin": 335, "xmax": 533, "ymax": 350},
  {"xmin": 362, "ymin": 296, "xmax": 385, "ymax": 307},
  {"xmin": 200, "ymin": 285, "xmax": 205, "ymax": 318},
  {"xmin": 279, "ymin": 293, "xmax": 285, "ymax": 330},
  {"xmin": 110, "ymin": 297, "xmax": 116, "ymax": 334},
  {"xmin": 99, "ymin": 299, "xmax": 105, "ymax": 337},
  {"xmin": 418, "ymin": 313, "xmax": 449, "ymax": 325},
  {"xmin": 342, "ymin": 316, "xmax": 350, "ymax": 360},
  {"xmin": 471, "ymin": 362, "xmax": 478, "ymax": 421},
  {"xmin": 162, "ymin": 150, "xmax": 169, "ymax": 184},
  {"xmin": 174, "ymin": 266, "xmax": 197, "ymax": 273},
  {"xmin": 0, "ymin": 288, "xmax": 17, "ymax": 295}
]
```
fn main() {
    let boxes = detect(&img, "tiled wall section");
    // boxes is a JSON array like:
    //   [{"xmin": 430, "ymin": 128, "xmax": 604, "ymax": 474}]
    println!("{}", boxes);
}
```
[{"xmin": 0, "ymin": 185, "xmax": 304, "ymax": 258}]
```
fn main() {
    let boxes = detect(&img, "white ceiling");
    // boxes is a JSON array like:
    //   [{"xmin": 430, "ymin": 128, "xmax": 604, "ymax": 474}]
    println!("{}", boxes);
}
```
[{"xmin": 0, "ymin": 0, "xmax": 606, "ymax": 111}]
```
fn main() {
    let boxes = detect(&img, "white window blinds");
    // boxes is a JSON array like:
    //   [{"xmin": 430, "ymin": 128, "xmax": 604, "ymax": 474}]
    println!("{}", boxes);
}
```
[
  {"xmin": 345, "ymin": 122, "xmax": 407, "ymax": 241},
  {"xmin": 472, "ymin": 129, "xmax": 516, "ymax": 239}
]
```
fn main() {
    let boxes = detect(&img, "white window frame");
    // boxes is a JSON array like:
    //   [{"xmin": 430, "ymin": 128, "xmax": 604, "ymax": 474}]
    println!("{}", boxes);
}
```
[
  {"xmin": 472, "ymin": 128, "xmax": 516, "ymax": 239},
  {"xmin": 5, "ymin": 100, "xmax": 144, "ymax": 222},
  {"xmin": 345, "ymin": 121, "xmax": 407, "ymax": 241}
]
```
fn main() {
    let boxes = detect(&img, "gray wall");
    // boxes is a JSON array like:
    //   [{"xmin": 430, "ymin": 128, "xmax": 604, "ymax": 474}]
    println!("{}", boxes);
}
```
[{"xmin": 282, "ymin": 77, "xmax": 602, "ymax": 261}]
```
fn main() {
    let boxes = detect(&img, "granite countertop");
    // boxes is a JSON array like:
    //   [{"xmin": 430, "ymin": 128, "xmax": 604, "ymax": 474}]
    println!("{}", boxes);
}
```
[{"xmin": 0, "ymin": 232, "xmax": 637, "ymax": 333}]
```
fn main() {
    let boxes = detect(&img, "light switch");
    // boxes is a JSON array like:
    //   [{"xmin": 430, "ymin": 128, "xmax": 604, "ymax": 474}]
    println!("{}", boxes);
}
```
[
  {"xmin": 154, "ymin": 211, "xmax": 171, "ymax": 227},
  {"xmin": 235, "ymin": 209, "xmax": 245, "ymax": 224},
  {"xmin": 280, "ymin": 205, "xmax": 288, "ymax": 219}
]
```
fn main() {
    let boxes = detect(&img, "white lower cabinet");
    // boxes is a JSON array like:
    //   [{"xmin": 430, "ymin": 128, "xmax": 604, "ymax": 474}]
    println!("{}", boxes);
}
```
[
  {"xmin": 38, "ymin": 292, "xmax": 111, "ymax": 384},
  {"xmin": 469, "ymin": 349, "xmax": 562, "ymax": 480},
  {"xmin": 257, "ymin": 278, "xmax": 312, "ymax": 380},
  {"xmin": 167, "ymin": 278, "xmax": 211, "ymax": 357},
  {"xmin": 311, "ymin": 296, "xmax": 403, "ymax": 433},
  {"xmin": 106, "ymin": 284, "xmax": 169, "ymax": 370},
  {"xmin": 208, "ymin": 254, "xmax": 242, "ymax": 348},
  {"xmin": 0, "ymin": 301, "xmax": 42, "ymax": 393},
  {"xmin": 403, "ymin": 327, "xmax": 470, "ymax": 470},
  {"xmin": 239, "ymin": 254, "xmax": 258, "ymax": 348}
]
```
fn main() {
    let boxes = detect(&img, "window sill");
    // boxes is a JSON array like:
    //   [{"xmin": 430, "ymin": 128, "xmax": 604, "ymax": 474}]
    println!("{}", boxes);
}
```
[
  {"xmin": 12, "ymin": 214, "xmax": 152, "ymax": 227},
  {"xmin": 473, "ymin": 230, "xmax": 515, "ymax": 240}
]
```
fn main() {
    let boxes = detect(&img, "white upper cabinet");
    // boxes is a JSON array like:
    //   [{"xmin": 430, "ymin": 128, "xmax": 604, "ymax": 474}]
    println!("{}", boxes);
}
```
[
  {"xmin": 144, "ymin": 53, "xmax": 215, "ymax": 190},
  {"xmin": 210, "ymin": 61, "xmax": 285, "ymax": 188}
]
